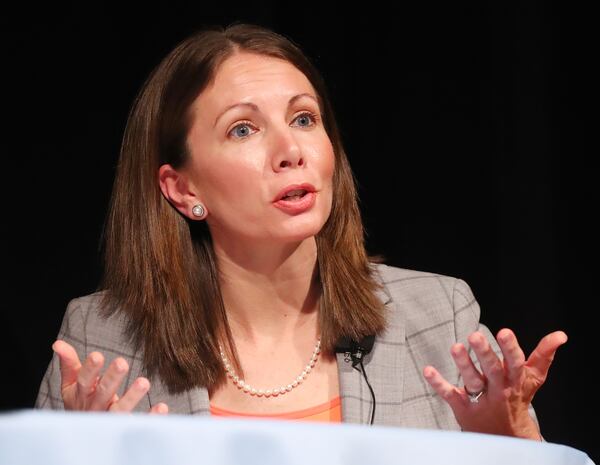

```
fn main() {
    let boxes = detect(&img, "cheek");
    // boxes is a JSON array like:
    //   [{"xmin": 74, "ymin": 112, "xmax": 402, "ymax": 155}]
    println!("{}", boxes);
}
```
[
  {"xmin": 194, "ymin": 156, "xmax": 262, "ymax": 210},
  {"xmin": 315, "ymin": 142, "xmax": 335, "ymax": 218},
  {"xmin": 320, "ymin": 141, "xmax": 336, "ymax": 186}
]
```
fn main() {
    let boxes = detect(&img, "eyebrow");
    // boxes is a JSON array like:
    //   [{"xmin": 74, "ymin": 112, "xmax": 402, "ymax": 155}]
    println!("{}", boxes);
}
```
[{"xmin": 213, "ymin": 93, "xmax": 319, "ymax": 128}]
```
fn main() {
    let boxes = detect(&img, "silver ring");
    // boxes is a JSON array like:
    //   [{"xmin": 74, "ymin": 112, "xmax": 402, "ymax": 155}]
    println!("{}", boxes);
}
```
[{"xmin": 464, "ymin": 386, "xmax": 485, "ymax": 403}]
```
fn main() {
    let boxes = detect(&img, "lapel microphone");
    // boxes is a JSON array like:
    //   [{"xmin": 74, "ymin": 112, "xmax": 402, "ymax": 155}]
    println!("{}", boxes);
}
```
[
  {"xmin": 335, "ymin": 334, "xmax": 375, "ymax": 367},
  {"xmin": 334, "ymin": 334, "xmax": 377, "ymax": 425}
]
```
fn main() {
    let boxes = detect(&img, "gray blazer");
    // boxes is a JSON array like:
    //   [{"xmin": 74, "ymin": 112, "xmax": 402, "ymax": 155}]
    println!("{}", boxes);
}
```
[{"xmin": 35, "ymin": 263, "xmax": 539, "ymax": 431}]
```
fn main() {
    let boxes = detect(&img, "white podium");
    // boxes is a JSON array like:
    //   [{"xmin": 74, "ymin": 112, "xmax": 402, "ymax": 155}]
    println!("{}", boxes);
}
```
[{"xmin": 0, "ymin": 410, "xmax": 595, "ymax": 465}]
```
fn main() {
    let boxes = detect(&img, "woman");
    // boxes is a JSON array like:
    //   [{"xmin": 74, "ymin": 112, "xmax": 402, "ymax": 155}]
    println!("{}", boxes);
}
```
[{"xmin": 36, "ymin": 23, "xmax": 567, "ymax": 438}]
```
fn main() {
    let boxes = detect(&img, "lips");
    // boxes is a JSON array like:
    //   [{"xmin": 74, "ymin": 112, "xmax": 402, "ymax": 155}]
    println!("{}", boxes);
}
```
[
  {"xmin": 273, "ymin": 183, "xmax": 316, "ymax": 202},
  {"xmin": 272, "ymin": 183, "xmax": 317, "ymax": 215}
]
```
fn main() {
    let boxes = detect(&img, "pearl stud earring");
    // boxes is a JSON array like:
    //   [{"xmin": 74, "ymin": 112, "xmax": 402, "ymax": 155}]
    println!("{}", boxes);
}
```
[{"xmin": 192, "ymin": 204, "xmax": 205, "ymax": 218}]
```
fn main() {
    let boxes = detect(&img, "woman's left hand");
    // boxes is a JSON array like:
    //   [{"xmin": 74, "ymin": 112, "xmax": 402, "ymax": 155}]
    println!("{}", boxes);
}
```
[{"xmin": 423, "ymin": 328, "xmax": 568, "ymax": 440}]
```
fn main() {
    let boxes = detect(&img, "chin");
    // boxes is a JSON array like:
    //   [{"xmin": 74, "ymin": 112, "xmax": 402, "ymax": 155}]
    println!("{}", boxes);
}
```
[
  {"xmin": 279, "ymin": 228, "xmax": 321, "ymax": 244},
  {"xmin": 276, "ymin": 218, "xmax": 325, "ymax": 243}
]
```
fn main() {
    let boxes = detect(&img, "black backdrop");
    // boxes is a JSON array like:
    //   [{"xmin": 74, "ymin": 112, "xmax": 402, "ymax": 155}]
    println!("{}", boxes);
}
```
[{"xmin": 2, "ymin": 2, "xmax": 595, "ymax": 461}]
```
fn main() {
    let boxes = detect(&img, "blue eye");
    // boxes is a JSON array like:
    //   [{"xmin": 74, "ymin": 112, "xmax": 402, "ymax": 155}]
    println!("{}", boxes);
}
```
[
  {"xmin": 293, "ymin": 111, "xmax": 319, "ymax": 127},
  {"xmin": 231, "ymin": 123, "xmax": 254, "ymax": 139}
]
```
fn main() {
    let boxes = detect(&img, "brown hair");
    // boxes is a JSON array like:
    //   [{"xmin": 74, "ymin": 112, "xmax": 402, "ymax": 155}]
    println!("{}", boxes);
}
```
[{"xmin": 99, "ymin": 22, "xmax": 388, "ymax": 394}]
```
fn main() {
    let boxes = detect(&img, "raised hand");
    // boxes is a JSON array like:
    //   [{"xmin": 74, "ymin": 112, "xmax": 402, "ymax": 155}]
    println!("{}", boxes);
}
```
[
  {"xmin": 52, "ymin": 339, "xmax": 168, "ymax": 414},
  {"xmin": 423, "ymin": 328, "xmax": 568, "ymax": 440}
]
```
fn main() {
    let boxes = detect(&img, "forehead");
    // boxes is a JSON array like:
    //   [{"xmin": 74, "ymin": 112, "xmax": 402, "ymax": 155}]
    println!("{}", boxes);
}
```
[{"xmin": 196, "ymin": 52, "xmax": 317, "ymax": 111}]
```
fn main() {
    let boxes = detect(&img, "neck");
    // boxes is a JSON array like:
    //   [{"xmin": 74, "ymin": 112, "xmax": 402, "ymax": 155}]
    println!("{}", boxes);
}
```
[{"xmin": 212, "ymin": 235, "xmax": 320, "ymax": 346}]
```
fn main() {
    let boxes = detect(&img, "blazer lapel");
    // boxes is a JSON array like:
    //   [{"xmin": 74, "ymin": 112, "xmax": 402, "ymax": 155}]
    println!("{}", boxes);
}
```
[{"xmin": 337, "ymin": 283, "xmax": 406, "ymax": 425}]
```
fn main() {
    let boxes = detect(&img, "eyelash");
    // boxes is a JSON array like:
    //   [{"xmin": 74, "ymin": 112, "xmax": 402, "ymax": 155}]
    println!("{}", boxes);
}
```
[{"xmin": 227, "ymin": 111, "xmax": 320, "ymax": 140}]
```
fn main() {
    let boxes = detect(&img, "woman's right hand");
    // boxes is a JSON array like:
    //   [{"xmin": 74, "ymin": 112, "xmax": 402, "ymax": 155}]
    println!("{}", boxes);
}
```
[{"xmin": 52, "ymin": 339, "xmax": 169, "ymax": 413}]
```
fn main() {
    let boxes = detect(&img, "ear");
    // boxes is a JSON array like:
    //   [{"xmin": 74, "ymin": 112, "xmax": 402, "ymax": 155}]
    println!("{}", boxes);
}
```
[{"xmin": 158, "ymin": 164, "xmax": 205, "ymax": 220}]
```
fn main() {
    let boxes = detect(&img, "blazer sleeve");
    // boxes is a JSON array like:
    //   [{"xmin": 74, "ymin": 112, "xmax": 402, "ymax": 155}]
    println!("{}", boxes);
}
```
[
  {"xmin": 452, "ymin": 278, "xmax": 543, "ymax": 438},
  {"xmin": 35, "ymin": 298, "xmax": 89, "ymax": 410}
]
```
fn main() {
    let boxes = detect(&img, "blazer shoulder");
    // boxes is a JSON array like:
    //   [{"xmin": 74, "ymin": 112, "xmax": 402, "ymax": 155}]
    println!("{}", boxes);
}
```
[
  {"xmin": 371, "ymin": 263, "xmax": 479, "ymax": 335},
  {"xmin": 62, "ymin": 290, "xmax": 135, "ymax": 358},
  {"xmin": 373, "ymin": 262, "xmax": 459, "ymax": 298}
]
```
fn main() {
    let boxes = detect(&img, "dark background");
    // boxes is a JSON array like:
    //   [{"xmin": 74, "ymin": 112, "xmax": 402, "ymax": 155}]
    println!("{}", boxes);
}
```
[{"xmin": 2, "ymin": 1, "xmax": 595, "ymax": 461}]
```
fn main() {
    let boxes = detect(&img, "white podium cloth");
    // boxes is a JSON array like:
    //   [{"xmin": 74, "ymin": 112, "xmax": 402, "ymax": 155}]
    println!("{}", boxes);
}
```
[{"xmin": 0, "ymin": 410, "xmax": 594, "ymax": 465}]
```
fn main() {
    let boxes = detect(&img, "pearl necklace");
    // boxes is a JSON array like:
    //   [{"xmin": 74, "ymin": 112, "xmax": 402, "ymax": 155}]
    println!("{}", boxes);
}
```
[{"xmin": 218, "ymin": 338, "xmax": 321, "ymax": 397}]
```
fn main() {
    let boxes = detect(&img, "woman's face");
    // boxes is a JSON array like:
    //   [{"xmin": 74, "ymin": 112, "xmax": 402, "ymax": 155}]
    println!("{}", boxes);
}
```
[{"xmin": 184, "ymin": 52, "xmax": 335, "ymax": 245}]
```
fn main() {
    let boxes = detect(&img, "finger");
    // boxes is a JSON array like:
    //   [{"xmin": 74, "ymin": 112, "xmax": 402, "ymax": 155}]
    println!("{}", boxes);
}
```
[
  {"xmin": 75, "ymin": 352, "xmax": 105, "ymax": 403},
  {"xmin": 104, "ymin": 393, "xmax": 120, "ymax": 412},
  {"xmin": 423, "ymin": 365, "xmax": 467, "ymax": 410},
  {"xmin": 468, "ymin": 332, "xmax": 505, "ymax": 388},
  {"xmin": 149, "ymin": 403, "xmax": 169, "ymax": 415},
  {"xmin": 88, "ymin": 357, "xmax": 129, "ymax": 411},
  {"xmin": 109, "ymin": 378, "xmax": 151, "ymax": 412},
  {"xmin": 450, "ymin": 343, "xmax": 486, "ymax": 393},
  {"xmin": 496, "ymin": 328, "xmax": 526, "ymax": 386},
  {"xmin": 52, "ymin": 340, "xmax": 83, "ymax": 389},
  {"xmin": 526, "ymin": 331, "xmax": 568, "ymax": 381}
]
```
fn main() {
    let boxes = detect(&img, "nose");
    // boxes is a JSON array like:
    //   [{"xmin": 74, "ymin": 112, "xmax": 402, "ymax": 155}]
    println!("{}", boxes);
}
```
[{"xmin": 270, "ymin": 127, "xmax": 305, "ymax": 171}]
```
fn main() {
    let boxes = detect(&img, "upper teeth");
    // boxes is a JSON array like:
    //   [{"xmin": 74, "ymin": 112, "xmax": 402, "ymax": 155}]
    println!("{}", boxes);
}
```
[{"xmin": 284, "ymin": 189, "xmax": 305, "ymax": 198}]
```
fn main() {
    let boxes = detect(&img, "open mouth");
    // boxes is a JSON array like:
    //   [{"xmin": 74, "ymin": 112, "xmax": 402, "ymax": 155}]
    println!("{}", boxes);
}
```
[
  {"xmin": 280, "ymin": 189, "xmax": 308, "ymax": 201},
  {"xmin": 273, "ymin": 187, "xmax": 316, "ymax": 213}
]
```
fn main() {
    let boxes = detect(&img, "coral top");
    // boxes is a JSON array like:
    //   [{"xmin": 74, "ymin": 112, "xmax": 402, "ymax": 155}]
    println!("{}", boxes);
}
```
[{"xmin": 210, "ymin": 395, "xmax": 342, "ymax": 423}]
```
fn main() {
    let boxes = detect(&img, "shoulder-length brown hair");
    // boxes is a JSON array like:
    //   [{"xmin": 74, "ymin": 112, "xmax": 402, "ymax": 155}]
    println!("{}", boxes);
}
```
[{"xmin": 99, "ymin": 22, "xmax": 387, "ymax": 394}]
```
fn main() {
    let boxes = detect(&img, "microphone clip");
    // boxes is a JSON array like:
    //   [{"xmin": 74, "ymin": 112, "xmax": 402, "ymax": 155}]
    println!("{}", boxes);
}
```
[
  {"xmin": 344, "ymin": 346, "xmax": 366, "ymax": 368},
  {"xmin": 338, "ymin": 335, "xmax": 375, "ymax": 368}
]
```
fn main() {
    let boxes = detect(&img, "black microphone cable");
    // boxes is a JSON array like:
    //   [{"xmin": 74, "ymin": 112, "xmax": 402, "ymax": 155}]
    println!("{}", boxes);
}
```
[
  {"xmin": 337, "ymin": 335, "xmax": 377, "ymax": 425},
  {"xmin": 349, "ymin": 351, "xmax": 376, "ymax": 425}
]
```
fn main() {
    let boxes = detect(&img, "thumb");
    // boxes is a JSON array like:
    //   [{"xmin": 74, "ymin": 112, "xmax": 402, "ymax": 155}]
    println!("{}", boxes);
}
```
[{"xmin": 526, "ymin": 331, "xmax": 568, "ymax": 381}]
